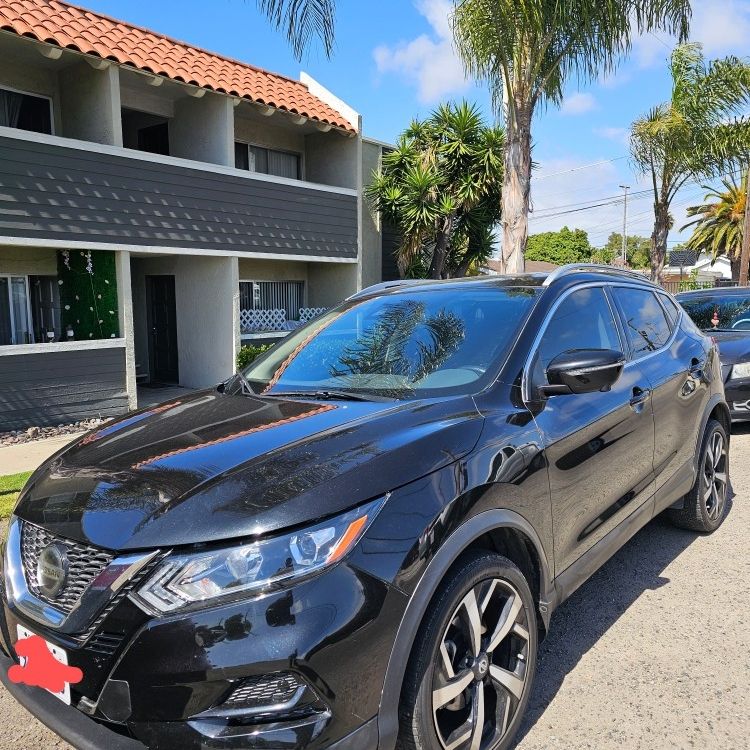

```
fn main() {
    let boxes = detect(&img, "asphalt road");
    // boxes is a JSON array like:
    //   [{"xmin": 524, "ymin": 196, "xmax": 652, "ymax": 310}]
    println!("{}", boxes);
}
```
[{"xmin": 1, "ymin": 426, "xmax": 748, "ymax": 750}]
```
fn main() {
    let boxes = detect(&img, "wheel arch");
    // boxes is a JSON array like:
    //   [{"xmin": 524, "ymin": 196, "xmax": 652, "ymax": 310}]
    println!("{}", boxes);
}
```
[{"xmin": 376, "ymin": 508, "xmax": 553, "ymax": 750}]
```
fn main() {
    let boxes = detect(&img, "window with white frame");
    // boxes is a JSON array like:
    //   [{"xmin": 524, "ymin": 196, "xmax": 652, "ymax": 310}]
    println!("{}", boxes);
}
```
[
  {"xmin": 0, "ymin": 86, "xmax": 52, "ymax": 134},
  {"xmin": 0, "ymin": 276, "xmax": 34, "ymax": 345},
  {"xmin": 234, "ymin": 142, "xmax": 301, "ymax": 180}
]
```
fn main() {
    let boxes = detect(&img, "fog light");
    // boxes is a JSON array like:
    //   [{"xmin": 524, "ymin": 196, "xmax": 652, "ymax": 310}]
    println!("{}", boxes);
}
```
[{"xmin": 225, "ymin": 672, "xmax": 305, "ymax": 711}]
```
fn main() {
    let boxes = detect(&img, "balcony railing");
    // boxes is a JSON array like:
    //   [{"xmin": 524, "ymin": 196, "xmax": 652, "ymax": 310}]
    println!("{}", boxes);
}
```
[{"xmin": 0, "ymin": 127, "xmax": 358, "ymax": 262}]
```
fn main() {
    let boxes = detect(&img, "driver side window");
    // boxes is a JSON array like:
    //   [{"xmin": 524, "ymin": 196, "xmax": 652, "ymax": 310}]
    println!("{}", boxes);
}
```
[{"xmin": 532, "ymin": 287, "xmax": 622, "ymax": 386}]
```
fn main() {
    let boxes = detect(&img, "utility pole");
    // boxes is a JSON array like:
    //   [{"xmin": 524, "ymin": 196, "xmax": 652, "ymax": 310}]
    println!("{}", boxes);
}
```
[
  {"xmin": 740, "ymin": 165, "xmax": 750, "ymax": 287},
  {"xmin": 619, "ymin": 185, "xmax": 630, "ymax": 265}
]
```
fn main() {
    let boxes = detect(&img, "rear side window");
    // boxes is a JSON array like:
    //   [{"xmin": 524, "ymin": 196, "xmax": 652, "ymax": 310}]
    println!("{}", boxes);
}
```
[
  {"xmin": 532, "ymin": 287, "xmax": 621, "ymax": 384},
  {"xmin": 658, "ymin": 293, "xmax": 681, "ymax": 328},
  {"xmin": 613, "ymin": 287, "xmax": 672, "ymax": 357}
]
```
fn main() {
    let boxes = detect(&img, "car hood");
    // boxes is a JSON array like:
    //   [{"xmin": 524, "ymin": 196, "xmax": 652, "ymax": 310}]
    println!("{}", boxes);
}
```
[
  {"xmin": 710, "ymin": 330, "xmax": 750, "ymax": 369},
  {"xmin": 14, "ymin": 389, "xmax": 483, "ymax": 551}
]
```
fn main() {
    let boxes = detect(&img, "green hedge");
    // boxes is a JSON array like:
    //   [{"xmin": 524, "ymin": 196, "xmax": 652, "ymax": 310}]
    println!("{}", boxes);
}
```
[
  {"xmin": 237, "ymin": 343, "xmax": 273, "ymax": 370},
  {"xmin": 58, "ymin": 250, "xmax": 119, "ymax": 340}
]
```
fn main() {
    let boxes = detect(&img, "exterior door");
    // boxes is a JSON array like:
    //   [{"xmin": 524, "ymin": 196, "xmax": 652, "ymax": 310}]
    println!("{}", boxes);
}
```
[
  {"xmin": 526, "ymin": 285, "xmax": 656, "ymax": 573},
  {"xmin": 146, "ymin": 275, "xmax": 178, "ymax": 383}
]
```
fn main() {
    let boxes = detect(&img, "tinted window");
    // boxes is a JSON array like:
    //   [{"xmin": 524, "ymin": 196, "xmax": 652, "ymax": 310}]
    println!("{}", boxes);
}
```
[
  {"xmin": 658, "ymin": 293, "xmax": 681, "ymax": 328},
  {"xmin": 243, "ymin": 286, "xmax": 540, "ymax": 398},
  {"xmin": 614, "ymin": 287, "xmax": 672, "ymax": 356},
  {"xmin": 677, "ymin": 293, "xmax": 750, "ymax": 331},
  {"xmin": 0, "ymin": 88, "xmax": 52, "ymax": 134},
  {"xmin": 533, "ymin": 287, "xmax": 621, "ymax": 383}
]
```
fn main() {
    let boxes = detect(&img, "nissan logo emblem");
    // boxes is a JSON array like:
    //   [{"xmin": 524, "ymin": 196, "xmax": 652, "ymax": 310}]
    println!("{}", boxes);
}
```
[{"xmin": 36, "ymin": 543, "xmax": 69, "ymax": 599}]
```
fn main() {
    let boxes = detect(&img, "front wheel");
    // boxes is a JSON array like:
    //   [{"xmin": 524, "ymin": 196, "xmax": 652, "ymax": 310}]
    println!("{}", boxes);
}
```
[
  {"xmin": 397, "ymin": 551, "xmax": 537, "ymax": 750},
  {"xmin": 667, "ymin": 418, "xmax": 729, "ymax": 532}
]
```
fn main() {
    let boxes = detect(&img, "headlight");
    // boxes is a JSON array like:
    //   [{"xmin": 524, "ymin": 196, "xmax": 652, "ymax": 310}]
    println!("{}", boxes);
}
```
[
  {"xmin": 133, "ymin": 498, "xmax": 385, "ymax": 614},
  {"xmin": 730, "ymin": 362, "xmax": 750, "ymax": 379}
]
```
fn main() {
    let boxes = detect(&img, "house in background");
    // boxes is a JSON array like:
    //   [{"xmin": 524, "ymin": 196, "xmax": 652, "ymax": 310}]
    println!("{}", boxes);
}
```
[
  {"xmin": 0, "ymin": 0, "xmax": 390, "ymax": 430},
  {"xmin": 661, "ymin": 249, "xmax": 733, "ymax": 284}
]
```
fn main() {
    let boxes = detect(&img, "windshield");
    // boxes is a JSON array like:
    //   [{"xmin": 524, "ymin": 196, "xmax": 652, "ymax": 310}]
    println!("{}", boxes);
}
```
[
  {"xmin": 242, "ymin": 286, "xmax": 540, "ymax": 399},
  {"xmin": 678, "ymin": 294, "xmax": 750, "ymax": 331}
]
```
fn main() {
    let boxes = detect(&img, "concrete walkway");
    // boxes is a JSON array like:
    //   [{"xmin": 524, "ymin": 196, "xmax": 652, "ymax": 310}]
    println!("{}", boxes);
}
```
[{"xmin": 0, "ymin": 433, "xmax": 84, "ymax": 475}]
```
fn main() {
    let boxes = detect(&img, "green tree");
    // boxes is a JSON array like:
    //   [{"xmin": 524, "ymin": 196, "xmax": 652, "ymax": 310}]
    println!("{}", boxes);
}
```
[
  {"xmin": 630, "ymin": 43, "xmax": 750, "ymax": 282},
  {"xmin": 682, "ymin": 176, "xmax": 748, "ymax": 280},
  {"xmin": 603, "ymin": 232, "xmax": 651, "ymax": 268},
  {"xmin": 258, "ymin": 0, "xmax": 335, "ymax": 60},
  {"xmin": 526, "ymin": 226, "xmax": 591, "ymax": 265},
  {"xmin": 453, "ymin": 0, "xmax": 690, "ymax": 274},
  {"xmin": 367, "ymin": 101, "xmax": 504, "ymax": 279}
]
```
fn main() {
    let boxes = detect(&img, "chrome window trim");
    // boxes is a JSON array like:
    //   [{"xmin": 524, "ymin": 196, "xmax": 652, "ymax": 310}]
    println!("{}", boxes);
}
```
[
  {"xmin": 3, "ymin": 517, "xmax": 159, "ymax": 634},
  {"xmin": 521, "ymin": 282, "xmax": 625, "ymax": 403}
]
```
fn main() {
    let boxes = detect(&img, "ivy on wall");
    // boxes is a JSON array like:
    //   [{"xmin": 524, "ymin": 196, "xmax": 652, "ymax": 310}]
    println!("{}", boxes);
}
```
[{"xmin": 58, "ymin": 250, "xmax": 120, "ymax": 340}]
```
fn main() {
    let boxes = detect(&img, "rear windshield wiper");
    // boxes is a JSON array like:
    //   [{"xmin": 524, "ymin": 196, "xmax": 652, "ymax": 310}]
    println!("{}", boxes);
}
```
[{"xmin": 268, "ymin": 389, "xmax": 393, "ymax": 402}]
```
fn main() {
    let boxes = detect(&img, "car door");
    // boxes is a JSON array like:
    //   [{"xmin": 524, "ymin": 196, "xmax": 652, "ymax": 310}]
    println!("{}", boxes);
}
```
[
  {"xmin": 525, "ymin": 284, "xmax": 656, "ymax": 573},
  {"xmin": 611, "ymin": 286, "xmax": 711, "ymax": 502}
]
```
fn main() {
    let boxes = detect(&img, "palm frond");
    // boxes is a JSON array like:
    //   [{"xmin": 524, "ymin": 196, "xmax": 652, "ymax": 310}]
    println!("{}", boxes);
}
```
[{"xmin": 256, "ymin": 0, "xmax": 335, "ymax": 60}]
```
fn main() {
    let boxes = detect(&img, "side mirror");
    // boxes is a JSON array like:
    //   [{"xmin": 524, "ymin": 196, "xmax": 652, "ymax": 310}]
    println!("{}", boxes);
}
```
[{"xmin": 541, "ymin": 349, "xmax": 625, "ymax": 396}]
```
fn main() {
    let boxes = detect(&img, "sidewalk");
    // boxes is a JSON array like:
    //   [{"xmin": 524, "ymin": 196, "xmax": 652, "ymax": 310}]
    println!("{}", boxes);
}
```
[{"xmin": 0, "ymin": 434, "xmax": 84, "ymax": 475}]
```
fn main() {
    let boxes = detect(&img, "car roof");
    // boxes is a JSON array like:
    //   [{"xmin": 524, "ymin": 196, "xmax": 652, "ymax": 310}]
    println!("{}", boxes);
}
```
[{"xmin": 675, "ymin": 286, "xmax": 750, "ymax": 298}]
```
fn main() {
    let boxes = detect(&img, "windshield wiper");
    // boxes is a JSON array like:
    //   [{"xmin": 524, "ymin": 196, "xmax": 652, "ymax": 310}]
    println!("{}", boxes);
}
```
[{"xmin": 268, "ymin": 389, "xmax": 393, "ymax": 402}]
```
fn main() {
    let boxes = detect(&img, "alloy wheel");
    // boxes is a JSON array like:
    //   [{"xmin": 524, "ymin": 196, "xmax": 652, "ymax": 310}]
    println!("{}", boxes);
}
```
[
  {"xmin": 432, "ymin": 578, "xmax": 530, "ymax": 750},
  {"xmin": 703, "ymin": 430, "xmax": 727, "ymax": 522}
]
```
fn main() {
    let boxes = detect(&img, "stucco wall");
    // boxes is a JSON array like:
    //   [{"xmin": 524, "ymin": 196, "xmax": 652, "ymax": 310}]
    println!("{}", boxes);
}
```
[
  {"xmin": 0, "ymin": 58, "xmax": 62, "ymax": 134},
  {"xmin": 234, "ymin": 111, "xmax": 305, "ymax": 158},
  {"xmin": 360, "ymin": 140, "xmax": 383, "ymax": 290},
  {"xmin": 58, "ymin": 62, "xmax": 122, "ymax": 146},
  {"xmin": 0, "ymin": 246, "xmax": 57, "ymax": 275},
  {"xmin": 171, "ymin": 92, "xmax": 234, "ymax": 167},
  {"xmin": 307, "ymin": 262, "xmax": 357, "ymax": 308},
  {"xmin": 237, "ymin": 258, "xmax": 308, "ymax": 283},
  {"xmin": 305, "ymin": 130, "xmax": 359, "ymax": 191},
  {"xmin": 130, "ymin": 254, "xmax": 239, "ymax": 388}
]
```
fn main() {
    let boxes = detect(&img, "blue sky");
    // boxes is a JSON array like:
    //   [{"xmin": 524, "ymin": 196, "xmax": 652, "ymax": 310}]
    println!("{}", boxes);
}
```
[{"xmin": 83, "ymin": 0, "xmax": 750, "ymax": 249}]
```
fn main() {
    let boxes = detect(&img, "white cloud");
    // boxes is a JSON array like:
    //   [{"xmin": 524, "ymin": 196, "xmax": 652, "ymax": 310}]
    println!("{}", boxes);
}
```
[
  {"xmin": 594, "ymin": 126, "xmax": 630, "ymax": 146},
  {"xmin": 631, "ymin": 0, "xmax": 750, "ymax": 67},
  {"xmin": 372, "ymin": 0, "xmax": 469, "ymax": 103},
  {"xmin": 560, "ymin": 92, "xmax": 597, "ymax": 115}
]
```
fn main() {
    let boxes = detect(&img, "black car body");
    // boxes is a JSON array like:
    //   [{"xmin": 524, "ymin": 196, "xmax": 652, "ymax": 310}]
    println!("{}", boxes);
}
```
[
  {"xmin": 676, "ymin": 287, "xmax": 750, "ymax": 421},
  {"xmin": 1, "ymin": 265, "xmax": 730, "ymax": 750}
]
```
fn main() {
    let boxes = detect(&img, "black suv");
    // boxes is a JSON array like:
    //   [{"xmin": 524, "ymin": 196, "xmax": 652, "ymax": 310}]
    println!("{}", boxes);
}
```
[
  {"xmin": 1, "ymin": 265, "xmax": 730, "ymax": 750},
  {"xmin": 675, "ymin": 286, "xmax": 750, "ymax": 421}
]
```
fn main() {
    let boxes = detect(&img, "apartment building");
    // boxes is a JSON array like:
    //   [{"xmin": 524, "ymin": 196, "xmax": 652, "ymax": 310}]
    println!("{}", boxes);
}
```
[{"xmin": 0, "ymin": 0, "xmax": 390, "ymax": 430}]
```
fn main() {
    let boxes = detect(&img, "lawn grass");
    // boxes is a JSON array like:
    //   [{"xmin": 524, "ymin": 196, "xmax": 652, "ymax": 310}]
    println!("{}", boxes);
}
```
[{"xmin": 0, "ymin": 471, "xmax": 32, "ymax": 520}]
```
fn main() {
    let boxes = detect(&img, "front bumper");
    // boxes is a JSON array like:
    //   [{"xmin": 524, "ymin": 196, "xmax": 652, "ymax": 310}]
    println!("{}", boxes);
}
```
[
  {"xmin": 1, "ymin": 542, "xmax": 407, "ymax": 749},
  {"xmin": 725, "ymin": 377, "xmax": 750, "ymax": 420}
]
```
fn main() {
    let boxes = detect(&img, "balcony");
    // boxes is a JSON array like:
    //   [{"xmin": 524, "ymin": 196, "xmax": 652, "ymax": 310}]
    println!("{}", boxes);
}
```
[{"xmin": 0, "ymin": 127, "xmax": 358, "ymax": 262}]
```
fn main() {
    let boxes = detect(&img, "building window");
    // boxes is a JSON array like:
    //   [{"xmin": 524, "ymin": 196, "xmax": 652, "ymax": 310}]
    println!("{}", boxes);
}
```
[
  {"xmin": 0, "ymin": 87, "xmax": 52, "ymax": 134},
  {"xmin": 0, "ymin": 276, "xmax": 34, "ymax": 345},
  {"xmin": 235, "ymin": 142, "xmax": 301, "ymax": 180},
  {"xmin": 240, "ymin": 280, "xmax": 304, "ymax": 322}
]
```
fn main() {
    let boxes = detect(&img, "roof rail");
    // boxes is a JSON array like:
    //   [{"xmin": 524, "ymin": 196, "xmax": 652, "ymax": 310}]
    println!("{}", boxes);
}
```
[
  {"xmin": 542, "ymin": 263, "xmax": 655, "ymax": 287},
  {"xmin": 347, "ymin": 279, "xmax": 426, "ymax": 301}
]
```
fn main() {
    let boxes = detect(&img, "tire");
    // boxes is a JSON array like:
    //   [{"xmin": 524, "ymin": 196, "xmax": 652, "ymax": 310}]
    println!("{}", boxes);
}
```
[
  {"xmin": 397, "ymin": 551, "xmax": 537, "ymax": 750},
  {"xmin": 667, "ymin": 418, "xmax": 729, "ymax": 532}
]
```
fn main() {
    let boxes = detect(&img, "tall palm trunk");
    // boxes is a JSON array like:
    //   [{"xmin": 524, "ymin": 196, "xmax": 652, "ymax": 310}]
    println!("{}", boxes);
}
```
[
  {"xmin": 650, "ymin": 200, "xmax": 670, "ymax": 283},
  {"xmin": 500, "ymin": 106, "xmax": 532, "ymax": 274}
]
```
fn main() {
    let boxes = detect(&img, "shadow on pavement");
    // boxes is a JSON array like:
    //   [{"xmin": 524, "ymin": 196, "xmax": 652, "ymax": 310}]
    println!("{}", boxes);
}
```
[{"xmin": 514, "ymin": 493, "xmax": 734, "ymax": 746}]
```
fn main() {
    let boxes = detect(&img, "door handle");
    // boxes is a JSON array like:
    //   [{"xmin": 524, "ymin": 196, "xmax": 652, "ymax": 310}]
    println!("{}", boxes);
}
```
[{"xmin": 629, "ymin": 386, "xmax": 650, "ymax": 408}]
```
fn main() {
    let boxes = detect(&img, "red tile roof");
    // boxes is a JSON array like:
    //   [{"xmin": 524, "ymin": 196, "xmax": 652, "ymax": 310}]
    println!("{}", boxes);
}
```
[{"xmin": 0, "ymin": 0, "xmax": 356, "ymax": 132}]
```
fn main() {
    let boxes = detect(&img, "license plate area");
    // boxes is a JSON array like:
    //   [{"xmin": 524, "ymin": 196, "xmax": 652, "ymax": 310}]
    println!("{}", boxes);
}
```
[{"xmin": 16, "ymin": 625, "xmax": 72, "ymax": 705}]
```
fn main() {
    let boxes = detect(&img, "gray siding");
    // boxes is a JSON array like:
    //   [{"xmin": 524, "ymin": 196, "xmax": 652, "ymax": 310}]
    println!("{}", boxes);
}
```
[
  {"xmin": 0, "ymin": 347, "xmax": 128, "ymax": 431},
  {"xmin": 381, "ymin": 221, "xmax": 401, "ymax": 282},
  {"xmin": 0, "ymin": 135, "xmax": 358, "ymax": 259}
]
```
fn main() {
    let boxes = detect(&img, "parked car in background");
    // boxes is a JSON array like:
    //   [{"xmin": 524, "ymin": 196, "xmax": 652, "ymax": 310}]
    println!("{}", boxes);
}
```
[
  {"xmin": 676, "ymin": 287, "xmax": 750, "ymax": 422},
  {"xmin": 1, "ymin": 265, "xmax": 730, "ymax": 750}
]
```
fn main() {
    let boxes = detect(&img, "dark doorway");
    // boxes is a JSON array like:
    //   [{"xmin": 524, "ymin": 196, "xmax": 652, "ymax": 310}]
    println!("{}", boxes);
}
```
[
  {"xmin": 137, "ymin": 122, "xmax": 170, "ymax": 155},
  {"xmin": 146, "ymin": 275, "xmax": 178, "ymax": 384}
]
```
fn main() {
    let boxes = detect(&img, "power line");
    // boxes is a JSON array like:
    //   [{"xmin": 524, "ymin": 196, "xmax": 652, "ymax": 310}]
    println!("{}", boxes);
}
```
[{"xmin": 531, "ymin": 156, "xmax": 628, "ymax": 180}]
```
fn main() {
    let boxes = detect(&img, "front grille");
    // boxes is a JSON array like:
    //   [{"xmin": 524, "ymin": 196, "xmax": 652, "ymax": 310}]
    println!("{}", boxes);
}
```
[
  {"xmin": 20, "ymin": 522, "xmax": 113, "ymax": 614},
  {"xmin": 226, "ymin": 673, "xmax": 303, "ymax": 709},
  {"xmin": 86, "ymin": 632, "xmax": 125, "ymax": 657}
]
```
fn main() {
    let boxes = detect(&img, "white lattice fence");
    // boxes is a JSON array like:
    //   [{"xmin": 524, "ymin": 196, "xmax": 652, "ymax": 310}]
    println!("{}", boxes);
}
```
[
  {"xmin": 240, "ymin": 308, "xmax": 287, "ymax": 332},
  {"xmin": 299, "ymin": 307, "xmax": 327, "ymax": 324}
]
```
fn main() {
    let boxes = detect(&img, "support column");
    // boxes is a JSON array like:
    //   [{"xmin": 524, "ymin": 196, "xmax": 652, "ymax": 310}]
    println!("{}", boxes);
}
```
[
  {"xmin": 171, "ymin": 93, "xmax": 234, "ymax": 166},
  {"xmin": 115, "ymin": 250, "xmax": 137, "ymax": 410}
]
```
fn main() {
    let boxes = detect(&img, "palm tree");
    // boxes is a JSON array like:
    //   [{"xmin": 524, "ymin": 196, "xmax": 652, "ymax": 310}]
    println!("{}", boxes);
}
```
[
  {"xmin": 452, "ymin": 0, "xmax": 691, "ymax": 274},
  {"xmin": 257, "ymin": 0, "xmax": 335, "ymax": 60},
  {"xmin": 682, "ymin": 176, "xmax": 748, "ymax": 281},
  {"xmin": 630, "ymin": 43, "xmax": 750, "ymax": 281},
  {"xmin": 366, "ymin": 101, "xmax": 504, "ymax": 279}
]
